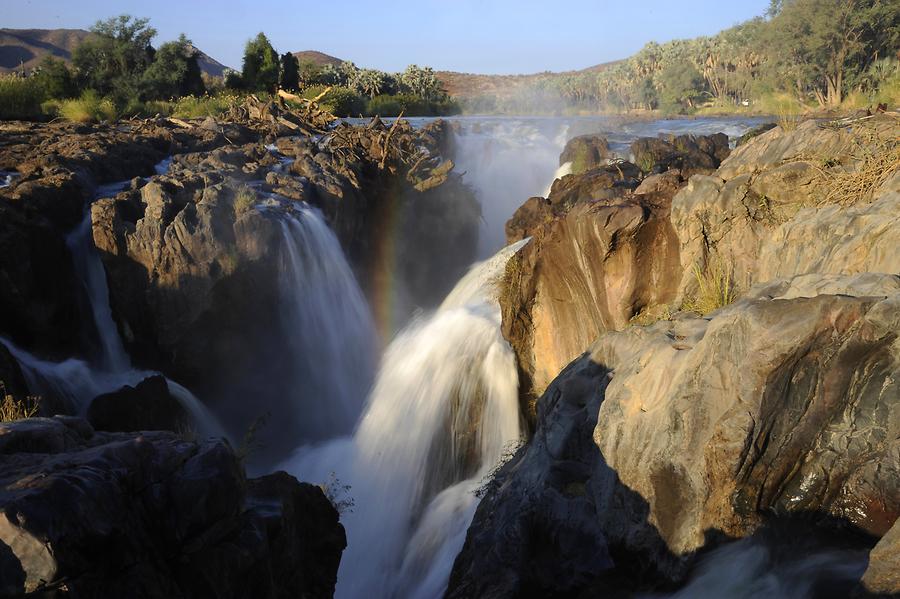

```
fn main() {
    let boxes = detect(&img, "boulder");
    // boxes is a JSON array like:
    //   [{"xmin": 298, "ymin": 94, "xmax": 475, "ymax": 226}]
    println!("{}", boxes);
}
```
[
  {"xmin": 559, "ymin": 134, "xmax": 612, "ymax": 174},
  {"xmin": 631, "ymin": 133, "xmax": 729, "ymax": 178},
  {"xmin": 451, "ymin": 275, "xmax": 900, "ymax": 596},
  {"xmin": 0, "ymin": 416, "xmax": 345, "ymax": 599},
  {"xmin": 87, "ymin": 375, "xmax": 188, "ymax": 433}
]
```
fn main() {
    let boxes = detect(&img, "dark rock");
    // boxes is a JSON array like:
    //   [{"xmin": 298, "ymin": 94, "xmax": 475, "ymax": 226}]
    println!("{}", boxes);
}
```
[
  {"xmin": 560, "ymin": 134, "xmax": 612, "ymax": 174},
  {"xmin": 736, "ymin": 122, "xmax": 777, "ymax": 147},
  {"xmin": 0, "ymin": 416, "xmax": 345, "ymax": 598},
  {"xmin": 87, "ymin": 375, "xmax": 188, "ymax": 433}
]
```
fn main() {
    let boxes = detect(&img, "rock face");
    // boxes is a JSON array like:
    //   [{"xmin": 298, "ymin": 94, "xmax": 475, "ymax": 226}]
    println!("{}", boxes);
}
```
[
  {"xmin": 0, "ymin": 119, "xmax": 240, "ymax": 359},
  {"xmin": 671, "ymin": 117, "xmax": 900, "ymax": 301},
  {"xmin": 559, "ymin": 134, "xmax": 611, "ymax": 174},
  {"xmin": 630, "ymin": 132, "xmax": 729, "ymax": 177},
  {"xmin": 449, "ymin": 275, "xmax": 900, "ymax": 596},
  {"xmin": 0, "ymin": 416, "xmax": 345, "ymax": 599}
]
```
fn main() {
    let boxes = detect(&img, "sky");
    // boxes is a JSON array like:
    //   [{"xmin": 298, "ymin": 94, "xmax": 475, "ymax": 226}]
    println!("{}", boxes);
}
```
[{"xmin": 4, "ymin": 0, "xmax": 771, "ymax": 74}]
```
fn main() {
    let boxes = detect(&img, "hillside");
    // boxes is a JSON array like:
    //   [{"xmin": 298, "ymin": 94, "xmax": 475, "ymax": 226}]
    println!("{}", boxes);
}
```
[
  {"xmin": 436, "ymin": 60, "xmax": 620, "ymax": 100},
  {"xmin": 0, "ymin": 28, "xmax": 91, "ymax": 72},
  {"xmin": 0, "ymin": 28, "xmax": 230, "ymax": 77},
  {"xmin": 293, "ymin": 50, "xmax": 344, "ymax": 67}
]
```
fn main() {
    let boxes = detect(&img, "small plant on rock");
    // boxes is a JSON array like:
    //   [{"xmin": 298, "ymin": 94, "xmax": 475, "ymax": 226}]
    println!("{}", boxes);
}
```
[
  {"xmin": 0, "ymin": 381, "xmax": 41, "ymax": 422},
  {"xmin": 682, "ymin": 260, "xmax": 737, "ymax": 316},
  {"xmin": 320, "ymin": 472, "xmax": 355, "ymax": 515},
  {"xmin": 233, "ymin": 184, "xmax": 258, "ymax": 215}
]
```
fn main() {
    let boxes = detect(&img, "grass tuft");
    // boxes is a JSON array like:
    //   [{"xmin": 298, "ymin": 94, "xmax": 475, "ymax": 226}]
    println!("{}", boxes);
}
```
[
  {"xmin": 0, "ymin": 381, "xmax": 41, "ymax": 422},
  {"xmin": 682, "ymin": 261, "xmax": 737, "ymax": 316}
]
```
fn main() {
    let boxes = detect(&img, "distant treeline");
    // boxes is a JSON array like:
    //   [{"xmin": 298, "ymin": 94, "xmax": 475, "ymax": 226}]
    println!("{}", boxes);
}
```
[
  {"xmin": 0, "ymin": 15, "xmax": 459, "ymax": 122},
  {"xmin": 460, "ymin": 0, "xmax": 900, "ymax": 115}
]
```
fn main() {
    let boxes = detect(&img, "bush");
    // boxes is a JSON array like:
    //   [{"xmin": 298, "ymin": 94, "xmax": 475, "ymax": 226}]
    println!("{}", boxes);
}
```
[
  {"xmin": 301, "ymin": 85, "xmax": 365, "ymax": 117},
  {"xmin": 170, "ymin": 94, "xmax": 242, "ymax": 118},
  {"xmin": 367, "ymin": 94, "xmax": 404, "ymax": 116},
  {"xmin": 232, "ymin": 183, "xmax": 258, "ymax": 215},
  {"xmin": 0, "ymin": 76, "xmax": 46, "ymax": 120},
  {"xmin": 58, "ymin": 90, "xmax": 118, "ymax": 123}
]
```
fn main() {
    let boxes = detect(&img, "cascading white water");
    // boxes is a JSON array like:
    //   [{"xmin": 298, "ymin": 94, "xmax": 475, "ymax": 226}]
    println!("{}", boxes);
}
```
[
  {"xmin": 451, "ymin": 120, "xmax": 571, "ymax": 257},
  {"xmin": 2, "ymin": 158, "xmax": 225, "ymax": 438},
  {"xmin": 643, "ymin": 536, "xmax": 868, "ymax": 599},
  {"xmin": 284, "ymin": 239, "xmax": 528, "ymax": 599},
  {"xmin": 277, "ymin": 204, "xmax": 379, "ymax": 438},
  {"xmin": 67, "ymin": 212, "xmax": 130, "ymax": 372}
]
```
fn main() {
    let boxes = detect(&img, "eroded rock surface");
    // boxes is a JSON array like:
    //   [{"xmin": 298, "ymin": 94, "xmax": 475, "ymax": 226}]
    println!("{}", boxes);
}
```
[
  {"xmin": 450, "ymin": 275, "xmax": 900, "ymax": 596},
  {"xmin": 0, "ymin": 416, "xmax": 345, "ymax": 599}
]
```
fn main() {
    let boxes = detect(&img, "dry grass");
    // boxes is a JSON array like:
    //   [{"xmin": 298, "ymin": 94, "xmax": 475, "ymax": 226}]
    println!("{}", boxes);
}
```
[
  {"xmin": 682, "ymin": 261, "xmax": 737, "ymax": 316},
  {"xmin": 810, "ymin": 119, "xmax": 900, "ymax": 206},
  {"xmin": 232, "ymin": 184, "xmax": 258, "ymax": 215},
  {"xmin": 0, "ymin": 382, "xmax": 41, "ymax": 422}
]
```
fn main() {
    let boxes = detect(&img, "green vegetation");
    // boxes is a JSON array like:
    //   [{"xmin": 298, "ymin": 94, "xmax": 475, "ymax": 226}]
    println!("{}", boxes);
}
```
[
  {"xmin": 0, "ymin": 76, "xmax": 46, "ymax": 120},
  {"xmin": 460, "ymin": 0, "xmax": 899, "ymax": 115}
]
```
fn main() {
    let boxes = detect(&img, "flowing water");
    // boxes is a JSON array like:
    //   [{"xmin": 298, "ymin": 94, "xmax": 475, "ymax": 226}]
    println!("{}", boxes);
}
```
[
  {"xmin": 283, "ymin": 239, "xmax": 528, "ymax": 599},
  {"xmin": 276, "ymin": 203, "xmax": 379, "ymax": 438}
]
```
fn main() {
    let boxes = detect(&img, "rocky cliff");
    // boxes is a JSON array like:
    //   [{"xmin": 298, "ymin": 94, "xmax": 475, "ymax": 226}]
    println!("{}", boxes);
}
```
[{"xmin": 450, "ymin": 115, "xmax": 900, "ymax": 596}]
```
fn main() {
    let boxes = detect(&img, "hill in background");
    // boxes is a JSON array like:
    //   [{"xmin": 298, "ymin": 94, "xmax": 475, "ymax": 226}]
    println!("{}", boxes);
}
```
[{"xmin": 0, "ymin": 28, "xmax": 230, "ymax": 77}]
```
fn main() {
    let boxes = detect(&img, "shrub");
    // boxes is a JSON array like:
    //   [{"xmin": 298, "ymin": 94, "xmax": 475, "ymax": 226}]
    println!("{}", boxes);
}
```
[
  {"xmin": 59, "ymin": 90, "xmax": 118, "ymax": 123},
  {"xmin": 171, "ymin": 94, "xmax": 242, "ymax": 118},
  {"xmin": 0, "ymin": 76, "xmax": 46, "ymax": 120},
  {"xmin": 301, "ymin": 85, "xmax": 365, "ymax": 117},
  {"xmin": 366, "ymin": 94, "xmax": 404, "ymax": 117}
]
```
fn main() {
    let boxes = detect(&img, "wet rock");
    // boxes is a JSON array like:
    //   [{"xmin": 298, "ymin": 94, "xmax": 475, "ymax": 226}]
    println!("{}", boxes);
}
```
[
  {"xmin": 0, "ymin": 416, "xmax": 345, "ymax": 599},
  {"xmin": 560, "ymin": 134, "xmax": 612, "ymax": 174},
  {"xmin": 87, "ymin": 375, "xmax": 188, "ymax": 433}
]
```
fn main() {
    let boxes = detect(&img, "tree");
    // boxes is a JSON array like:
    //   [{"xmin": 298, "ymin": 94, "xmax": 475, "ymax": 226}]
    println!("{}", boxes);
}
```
[
  {"xmin": 657, "ymin": 60, "xmax": 707, "ymax": 111},
  {"xmin": 73, "ymin": 15, "xmax": 156, "ymax": 100},
  {"xmin": 241, "ymin": 33, "xmax": 280, "ymax": 92},
  {"xmin": 280, "ymin": 52, "xmax": 300, "ymax": 91},
  {"xmin": 298, "ymin": 60, "xmax": 323, "ymax": 87},
  {"xmin": 34, "ymin": 56, "xmax": 77, "ymax": 99},
  {"xmin": 399, "ymin": 65, "xmax": 444, "ymax": 101},
  {"xmin": 766, "ymin": 0, "xmax": 899, "ymax": 106},
  {"xmin": 140, "ymin": 34, "xmax": 205, "ymax": 100}
]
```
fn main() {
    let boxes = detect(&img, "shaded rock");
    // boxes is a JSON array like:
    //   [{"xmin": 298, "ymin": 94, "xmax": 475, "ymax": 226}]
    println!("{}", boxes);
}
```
[
  {"xmin": 87, "ymin": 375, "xmax": 188, "ymax": 433},
  {"xmin": 452, "ymin": 275, "xmax": 900, "ymax": 596},
  {"xmin": 736, "ymin": 122, "xmax": 776, "ymax": 147},
  {"xmin": 0, "ymin": 416, "xmax": 344, "ymax": 599},
  {"xmin": 560, "ymin": 134, "xmax": 611, "ymax": 174}
]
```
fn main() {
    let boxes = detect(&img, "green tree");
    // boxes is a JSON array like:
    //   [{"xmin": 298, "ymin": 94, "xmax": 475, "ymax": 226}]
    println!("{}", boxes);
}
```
[
  {"xmin": 140, "ymin": 34, "xmax": 205, "ymax": 100},
  {"xmin": 280, "ymin": 52, "xmax": 300, "ymax": 91},
  {"xmin": 657, "ymin": 60, "xmax": 707, "ymax": 111},
  {"xmin": 241, "ymin": 33, "xmax": 280, "ymax": 92},
  {"xmin": 34, "ymin": 56, "xmax": 77, "ymax": 99},
  {"xmin": 72, "ymin": 15, "xmax": 156, "ymax": 101},
  {"xmin": 399, "ymin": 65, "xmax": 445, "ymax": 101},
  {"xmin": 766, "ymin": 0, "xmax": 899, "ymax": 105}
]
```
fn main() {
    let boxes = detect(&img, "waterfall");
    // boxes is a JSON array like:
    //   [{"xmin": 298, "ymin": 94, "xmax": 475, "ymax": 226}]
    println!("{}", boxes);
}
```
[
  {"xmin": 3, "ymin": 159, "xmax": 225, "ymax": 439},
  {"xmin": 277, "ymin": 204, "xmax": 379, "ymax": 438},
  {"xmin": 67, "ymin": 212, "xmax": 130, "ymax": 372},
  {"xmin": 450, "ymin": 120, "xmax": 570, "ymax": 258},
  {"xmin": 284, "ymin": 239, "xmax": 528, "ymax": 599}
]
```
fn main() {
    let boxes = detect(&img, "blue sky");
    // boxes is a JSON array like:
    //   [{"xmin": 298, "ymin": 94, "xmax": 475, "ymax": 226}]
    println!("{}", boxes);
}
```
[{"xmin": 5, "ymin": 1, "xmax": 770, "ymax": 74}]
